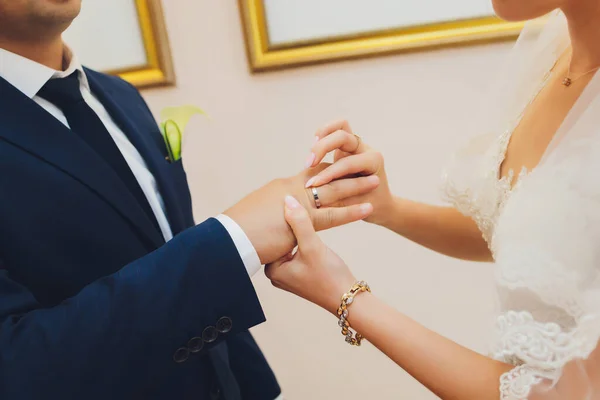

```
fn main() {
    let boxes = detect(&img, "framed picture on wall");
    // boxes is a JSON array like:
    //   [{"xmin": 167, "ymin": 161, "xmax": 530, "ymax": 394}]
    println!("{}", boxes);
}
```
[
  {"xmin": 63, "ymin": 0, "xmax": 175, "ymax": 89},
  {"xmin": 239, "ymin": 0, "xmax": 525, "ymax": 72}
]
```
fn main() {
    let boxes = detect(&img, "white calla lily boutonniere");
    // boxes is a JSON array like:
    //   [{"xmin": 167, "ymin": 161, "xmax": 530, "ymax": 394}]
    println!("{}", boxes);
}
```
[{"xmin": 159, "ymin": 106, "xmax": 206, "ymax": 162}]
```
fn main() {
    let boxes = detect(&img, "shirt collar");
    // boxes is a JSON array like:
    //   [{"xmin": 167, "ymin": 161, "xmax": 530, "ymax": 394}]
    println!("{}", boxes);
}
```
[{"xmin": 0, "ymin": 44, "xmax": 89, "ymax": 99}]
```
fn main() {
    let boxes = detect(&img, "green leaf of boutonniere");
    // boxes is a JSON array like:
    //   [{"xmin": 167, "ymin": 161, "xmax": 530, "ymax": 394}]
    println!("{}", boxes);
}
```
[
  {"xmin": 159, "ymin": 105, "xmax": 206, "ymax": 162},
  {"xmin": 160, "ymin": 120, "xmax": 180, "ymax": 162}
]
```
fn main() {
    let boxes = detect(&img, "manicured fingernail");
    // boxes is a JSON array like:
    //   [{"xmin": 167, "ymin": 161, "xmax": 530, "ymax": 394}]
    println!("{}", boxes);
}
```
[
  {"xmin": 285, "ymin": 195, "xmax": 300, "ymax": 209},
  {"xmin": 360, "ymin": 203, "xmax": 373, "ymax": 215},
  {"xmin": 314, "ymin": 136, "xmax": 320, "ymax": 144},
  {"xmin": 304, "ymin": 153, "xmax": 315, "ymax": 169},
  {"xmin": 305, "ymin": 176, "xmax": 318, "ymax": 188}
]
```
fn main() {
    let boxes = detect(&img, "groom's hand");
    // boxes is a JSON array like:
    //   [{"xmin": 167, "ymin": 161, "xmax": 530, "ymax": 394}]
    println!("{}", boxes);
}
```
[{"xmin": 224, "ymin": 164, "xmax": 378, "ymax": 265}]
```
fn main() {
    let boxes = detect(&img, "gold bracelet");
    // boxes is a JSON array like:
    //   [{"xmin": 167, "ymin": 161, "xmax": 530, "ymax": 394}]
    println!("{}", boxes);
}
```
[{"xmin": 337, "ymin": 281, "xmax": 371, "ymax": 346}]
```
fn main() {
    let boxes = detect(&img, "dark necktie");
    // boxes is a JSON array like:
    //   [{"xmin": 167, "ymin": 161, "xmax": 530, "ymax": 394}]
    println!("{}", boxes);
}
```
[{"xmin": 38, "ymin": 72, "xmax": 161, "ymax": 234}]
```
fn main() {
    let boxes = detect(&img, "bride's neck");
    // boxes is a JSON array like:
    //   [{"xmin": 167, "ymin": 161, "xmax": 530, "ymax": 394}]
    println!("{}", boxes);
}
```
[{"xmin": 562, "ymin": 2, "xmax": 600, "ymax": 73}]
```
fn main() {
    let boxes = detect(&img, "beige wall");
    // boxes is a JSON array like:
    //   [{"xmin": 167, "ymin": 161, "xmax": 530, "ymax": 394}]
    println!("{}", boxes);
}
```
[{"xmin": 142, "ymin": 1, "xmax": 513, "ymax": 398}]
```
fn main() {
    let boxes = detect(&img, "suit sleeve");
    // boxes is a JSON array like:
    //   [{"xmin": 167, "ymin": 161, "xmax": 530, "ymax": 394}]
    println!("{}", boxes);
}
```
[{"xmin": 0, "ymin": 218, "xmax": 265, "ymax": 398}]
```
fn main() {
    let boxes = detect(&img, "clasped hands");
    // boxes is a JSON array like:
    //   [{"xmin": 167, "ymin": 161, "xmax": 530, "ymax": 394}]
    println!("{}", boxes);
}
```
[{"xmin": 225, "ymin": 120, "xmax": 392, "ymax": 314}]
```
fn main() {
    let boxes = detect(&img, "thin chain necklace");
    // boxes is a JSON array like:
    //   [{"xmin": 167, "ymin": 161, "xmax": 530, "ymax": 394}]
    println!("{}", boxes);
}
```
[{"xmin": 562, "ymin": 57, "xmax": 600, "ymax": 87}]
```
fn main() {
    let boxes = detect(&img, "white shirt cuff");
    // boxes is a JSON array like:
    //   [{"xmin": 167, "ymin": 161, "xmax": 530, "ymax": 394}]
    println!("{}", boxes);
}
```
[{"xmin": 215, "ymin": 214, "xmax": 262, "ymax": 277}]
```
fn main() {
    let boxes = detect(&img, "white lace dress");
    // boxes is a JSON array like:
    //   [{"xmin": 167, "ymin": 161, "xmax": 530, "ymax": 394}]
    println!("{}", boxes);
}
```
[
  {"xmin": 443, "ymin": 126, "xmax": 600, "ymax": 399},
  {"xmin": 439, "ymin": 9, "xmax": 600, "ymax": 399}
]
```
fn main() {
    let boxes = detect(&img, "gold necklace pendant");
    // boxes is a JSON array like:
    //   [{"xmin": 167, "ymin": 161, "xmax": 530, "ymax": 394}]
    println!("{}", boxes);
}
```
[{"xmin": 562, "ymin": 65, "xmax": 600, "ymax": 88}]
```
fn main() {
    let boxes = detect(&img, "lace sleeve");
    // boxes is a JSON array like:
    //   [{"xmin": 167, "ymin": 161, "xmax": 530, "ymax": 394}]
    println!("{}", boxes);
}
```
[
  {"xmin": 440, "ymin": 132, "xmax": 504, "ymax": 245},
  {"xmin": 495, "ymin": 313, "xmax": 600, "ymax": 399},
  {"xmin": 499, "ymin": 345, "xmax": 600, "ymax": 400}
]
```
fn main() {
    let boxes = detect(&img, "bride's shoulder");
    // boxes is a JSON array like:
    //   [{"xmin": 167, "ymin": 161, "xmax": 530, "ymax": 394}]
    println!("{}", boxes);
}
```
[
  {"xmin": 440, "ymin": 132, "xmax": 501, "ymax": 198},
  {"xmin": 440, "ymin": 131, "xmax": 509, "ymax": 245}
]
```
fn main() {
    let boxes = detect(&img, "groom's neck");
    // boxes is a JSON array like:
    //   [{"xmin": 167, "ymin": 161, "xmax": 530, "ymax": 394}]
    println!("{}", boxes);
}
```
[{"xmin": 0, "ymin": 34, "xmax": 65, "ymax": 71}]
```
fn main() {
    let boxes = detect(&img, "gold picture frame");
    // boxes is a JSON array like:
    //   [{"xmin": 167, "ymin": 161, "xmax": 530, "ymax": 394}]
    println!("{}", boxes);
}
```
[
  {"xmin": 239, "ymin": 0, "xmax": 525, "ymax": 73},
  {"xmin": 111, "ymin": 0, "xmax": 175, "ymax": 88}
]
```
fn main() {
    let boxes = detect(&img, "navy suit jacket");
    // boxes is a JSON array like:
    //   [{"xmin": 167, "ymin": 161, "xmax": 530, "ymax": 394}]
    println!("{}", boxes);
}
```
[{"xmin": 0, "ymin": 68, "xmax": 280, "ymax": 399}]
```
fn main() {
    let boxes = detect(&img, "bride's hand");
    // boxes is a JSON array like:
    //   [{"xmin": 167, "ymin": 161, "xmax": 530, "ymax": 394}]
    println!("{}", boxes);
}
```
[
  {"xmin": 265, "ymin": 195, "xmax": 361, "ymax": 315},
  {"xmin": 304, "ymin": 120, "xmax": 393, "ymax": 226}
]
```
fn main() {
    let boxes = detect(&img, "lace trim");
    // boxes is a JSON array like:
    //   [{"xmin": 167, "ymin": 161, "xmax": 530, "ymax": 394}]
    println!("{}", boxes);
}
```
[
  {"xmin": 493, "ymin": 311, "xmax": 586, "ymax": 370},
  {"xmin": 442, "ymin": 174, "xmax": 497, "ymax": 245},
  {"xmin": 494, "ymin": 311, "xmax": 600, "ymax": 400},
  {"xmin": 441, "ymin": 134, "xmax": 528, "ymax": 251},
  {"xmin": 499, "ymin": 366, "xmax": 543, "ymax": 400}
]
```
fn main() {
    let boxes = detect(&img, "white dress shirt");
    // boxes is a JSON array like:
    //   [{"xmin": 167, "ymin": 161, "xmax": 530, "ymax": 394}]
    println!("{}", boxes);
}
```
[{"xmin": 0, "ymin": 47, "xmax": 262, "ymax": 277}]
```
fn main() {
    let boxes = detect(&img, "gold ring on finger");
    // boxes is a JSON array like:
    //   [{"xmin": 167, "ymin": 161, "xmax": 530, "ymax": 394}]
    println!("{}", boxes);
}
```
[{"xmin": 352, "ymin": 133, "xmax": 361, "ymax": 153}]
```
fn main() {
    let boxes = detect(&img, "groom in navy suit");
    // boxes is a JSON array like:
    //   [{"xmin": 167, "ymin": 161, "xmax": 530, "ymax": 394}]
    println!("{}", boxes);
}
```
[{"xmin": 0, "ymin": 1, "xmax": 378, "ymax": 399}]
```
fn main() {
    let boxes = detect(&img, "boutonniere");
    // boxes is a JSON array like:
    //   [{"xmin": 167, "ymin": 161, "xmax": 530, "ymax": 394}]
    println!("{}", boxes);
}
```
[{"xmin": 159, "ymin": 106, "xmax": 206, "ymax": 162}]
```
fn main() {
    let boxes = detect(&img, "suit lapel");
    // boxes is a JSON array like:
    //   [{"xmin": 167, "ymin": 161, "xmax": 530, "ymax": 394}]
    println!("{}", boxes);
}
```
[
  {"xmin": 0, "ymin": 76, "xmax": 164, "ymax": 249},
  {"xmin": 85, "ymin": 69, "xmax": 188, "ymax": 235}
]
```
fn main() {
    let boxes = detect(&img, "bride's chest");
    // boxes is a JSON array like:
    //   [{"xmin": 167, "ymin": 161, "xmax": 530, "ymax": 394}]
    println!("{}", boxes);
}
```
[{"xmin": 498, "ymin": 78, "xmax": 579, "ymax": 185}]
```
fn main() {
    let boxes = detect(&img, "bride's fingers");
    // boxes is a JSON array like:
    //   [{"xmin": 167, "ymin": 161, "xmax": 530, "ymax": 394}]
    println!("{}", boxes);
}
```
[
  {"xmin": 305, "ymin": 175, "xmax": 379, "ymax": 207},
  {"xmin": 265, "ymin": 252, "xmax": 293, "ymax": 284},
  {"xmin": 333, "ymin": 149, "xmax": 352, "ymax": 163},
  {"xmin": 306, "ymin": 130, "xmax": 362, "ymax": 168},
  {"xmin": 315, "ymin": 119, "xmax": 353, "ymax": 141},
  {"xmin": 284, "ymin": 196, "xmax": 321, "ymax": 253},
  {"xmin": 305, "ymin": 152, "xmax": 383, "ymax": 188}
]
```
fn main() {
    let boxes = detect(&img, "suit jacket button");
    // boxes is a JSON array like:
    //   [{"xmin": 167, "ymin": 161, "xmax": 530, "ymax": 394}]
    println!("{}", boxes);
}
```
[
  {"xmin": 216, "ymin": 317, "xmax": 233, "ymax": 333},
  {"xmin": 202, "ymin": 326, "xmax": 218, "ymax": 343},
  {"xmin": 187, "ymin": 336, "xmax": 204, "ymax": 353},
  {"xmin": 173, "ymin": 347, "xmax": 190, "ymax": 363}
]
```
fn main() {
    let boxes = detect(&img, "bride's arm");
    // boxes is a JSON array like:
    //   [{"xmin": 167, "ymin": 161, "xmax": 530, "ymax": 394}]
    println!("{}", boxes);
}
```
[
  {"xmin": 305, "ymin": 120, "xmax": 492, "ymax": 262},
  {"xmin": 379, "ymin": 197, "xmax": 491, "ymax": 262},
  {"xmin": 267, "ymin": 196, "xmax": 511, "ymax": 400},
  {"xmin": 348, "ymin": 292, "xmax": 511, "ymax": 400}
]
